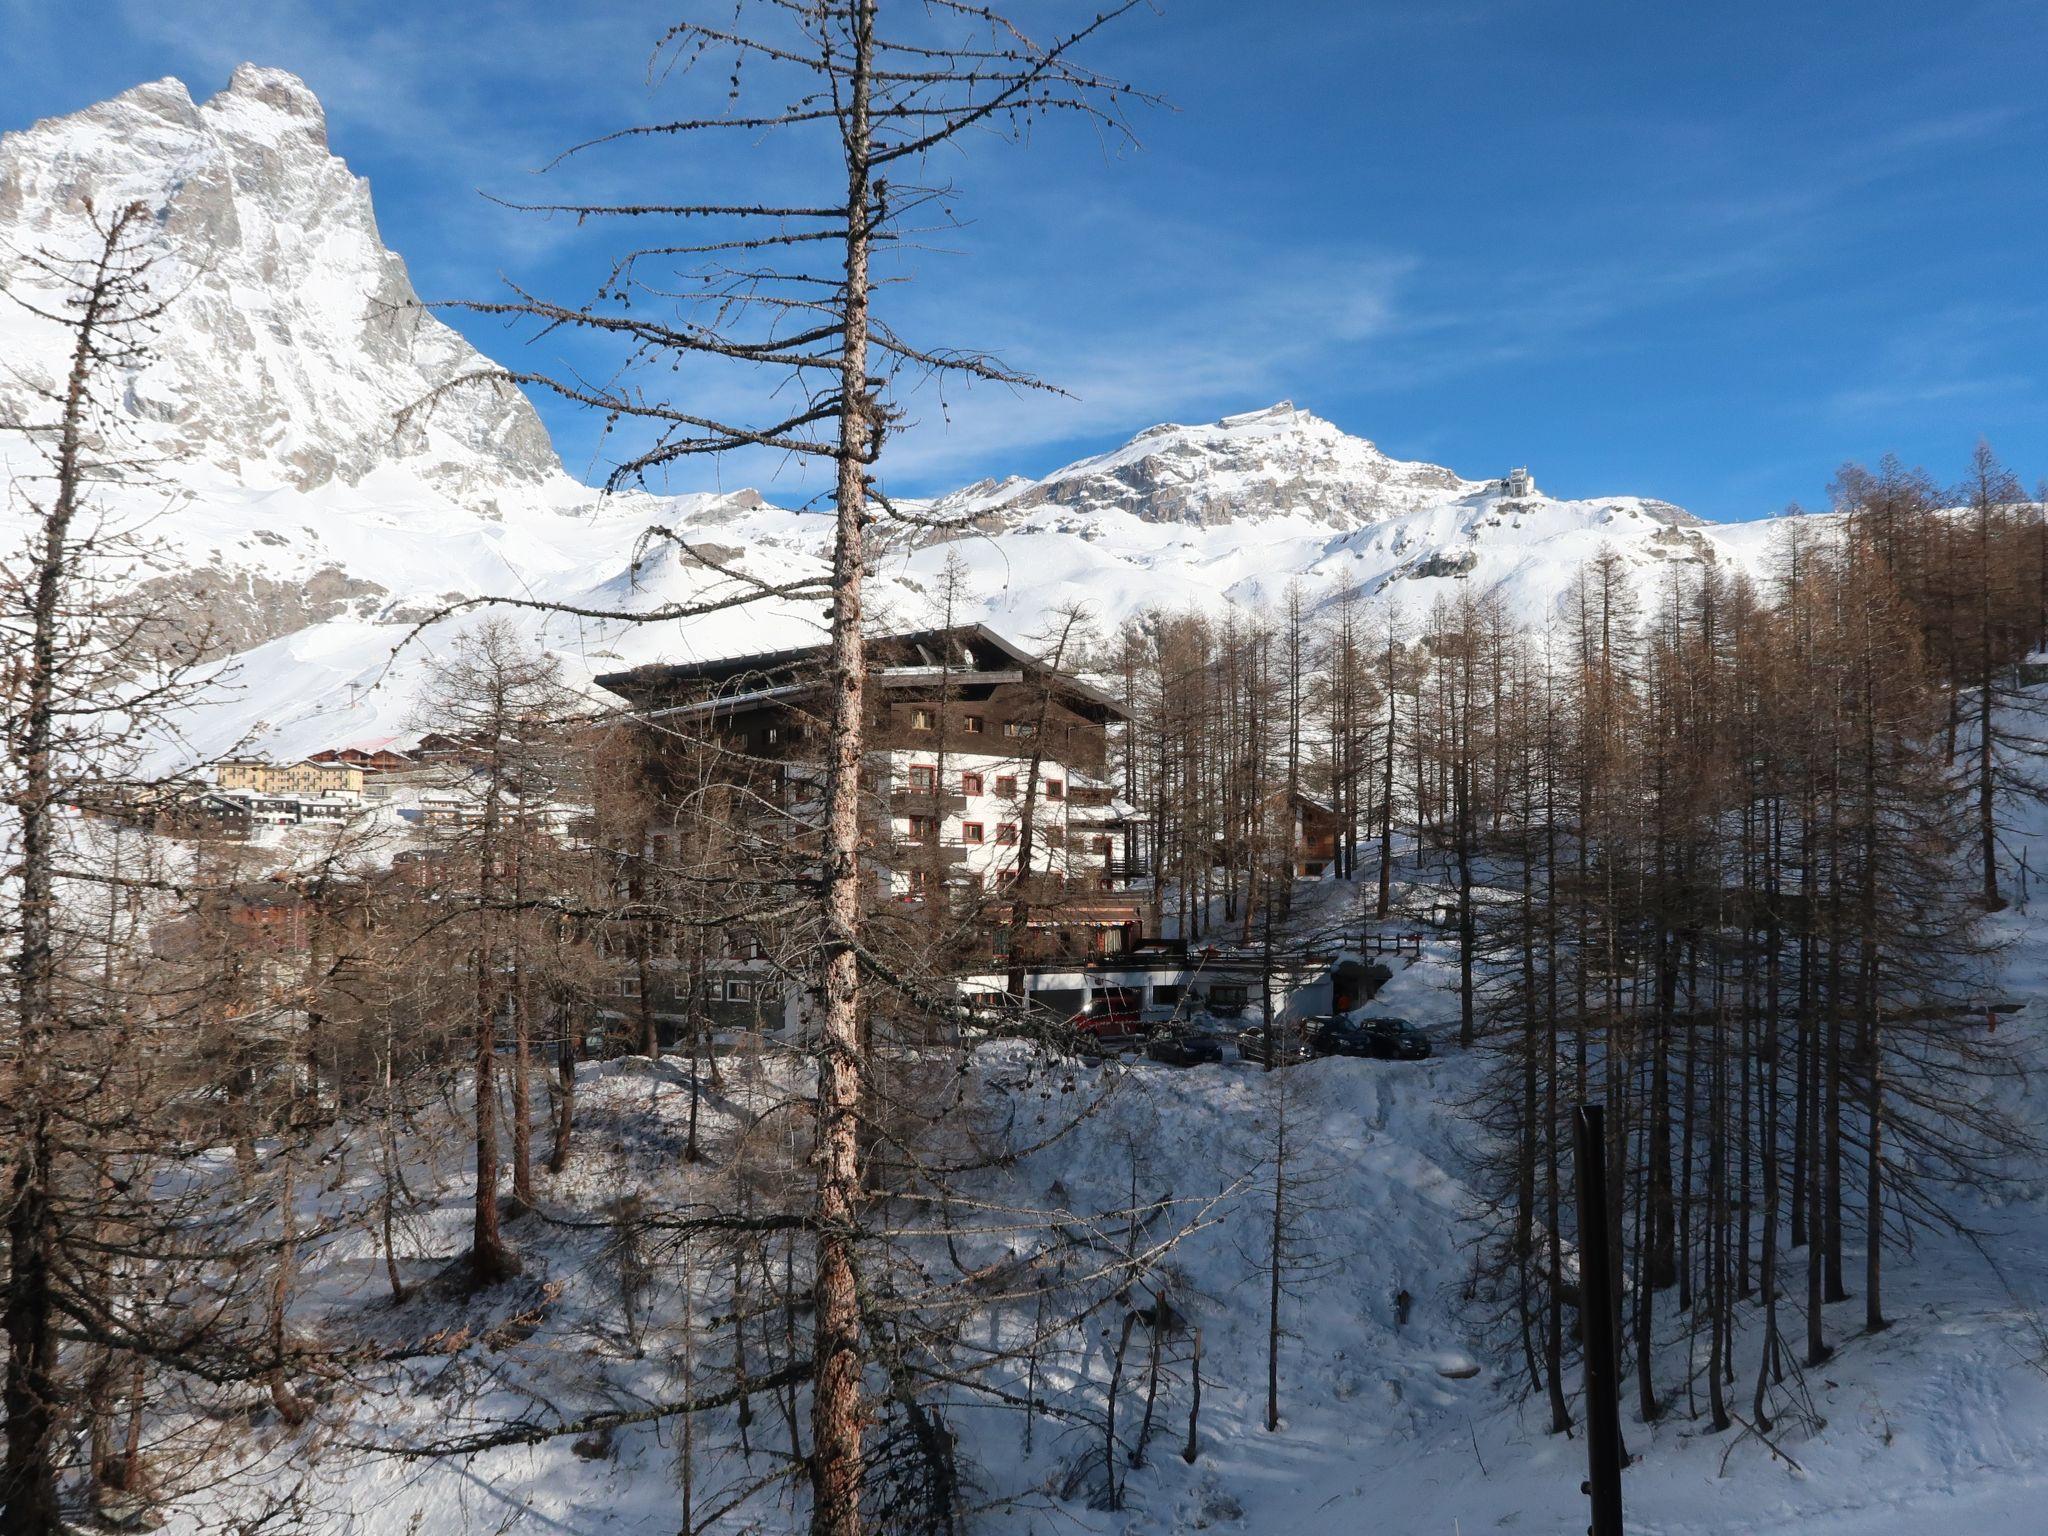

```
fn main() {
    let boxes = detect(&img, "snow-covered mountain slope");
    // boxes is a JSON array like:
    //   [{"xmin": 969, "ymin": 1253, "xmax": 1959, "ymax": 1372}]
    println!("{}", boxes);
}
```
[
  {"xmin": 0, "ymin": 66, "xmax": 834, "ymax": 760},
  {"xmin": 1, "ymin": 68, "xmax": 1798, "ymax": 768},
  {"xmin": 887, "ymin": 400, "xmax": 1785, "ymax": 629},
  {"xmin": 0, "ymin": 65, "xmax": 558, "ymax": 514}
]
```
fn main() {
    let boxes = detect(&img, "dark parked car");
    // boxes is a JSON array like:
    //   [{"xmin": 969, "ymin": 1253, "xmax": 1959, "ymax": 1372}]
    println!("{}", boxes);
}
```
[
  {"xmin": 1203, "ymin": 980, "xmax": 1250, "ymax": 1019},
  {"xmin": 1312, "ymin": 1016, "xmax": 1432, "ymax": 1060},
  {"xmin": 1144, "ymin": 1028, "xmax": 1225, "ymax": 1068},
  {"xmin": 1235, "ymin": 1023, "xmax": 1313, "ymax": 1066}
]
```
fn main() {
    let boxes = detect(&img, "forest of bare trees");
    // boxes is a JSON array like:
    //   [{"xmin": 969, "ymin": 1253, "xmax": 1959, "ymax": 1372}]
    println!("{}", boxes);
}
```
[
  {"xmin": 1101, "ymin": 454, "xmax": 2048, "ymax": 1444},
  {"xmin": 11, "ymin": 203, "xmax": 2048, "ymax": 1528},
  {"xmin": 12, "ymin": 6, "xmax": 2048, "ymax": 1536}
]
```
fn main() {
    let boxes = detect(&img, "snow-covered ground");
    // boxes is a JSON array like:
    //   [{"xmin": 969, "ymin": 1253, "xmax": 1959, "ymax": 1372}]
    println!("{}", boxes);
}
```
[{"xmin": 154, "ymin": 858, "xmax": 2048, "ymax": 1536}]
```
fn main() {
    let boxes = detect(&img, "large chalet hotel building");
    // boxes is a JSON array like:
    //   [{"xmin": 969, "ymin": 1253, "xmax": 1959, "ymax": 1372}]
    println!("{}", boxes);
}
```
[{"xmin": 595, "ymin": 625, "xmax": 1147, "ymax": 1033}]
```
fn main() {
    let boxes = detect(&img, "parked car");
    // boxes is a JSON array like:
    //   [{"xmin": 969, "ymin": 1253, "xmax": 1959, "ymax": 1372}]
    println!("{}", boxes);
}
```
[
  {"xmin": 1144, "ymin": 1028, "xmax": 1225, "ymax": 1068},
  {"xmin": 1312, "ymin": 1016, "xmax": 1432, "ymax": 1060},
  {"xmin": 1073, "ymin": 1015, "xmax": 1144, "ymax": 1052},
  {"xmin": 1235, "ymin": 1023, "xmax": 1313, "ymax": 1066},
  {"xmin": 1204, "ymin": 980, "xmax": 1250, "ymax": 1019}
]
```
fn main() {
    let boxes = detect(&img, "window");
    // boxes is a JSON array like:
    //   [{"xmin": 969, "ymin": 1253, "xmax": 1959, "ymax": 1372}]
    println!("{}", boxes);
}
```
[
  {"xmin": 960, "ymin": 771, "xmax": 983, "ymax": 796},
  {"xmin": 911, "ymin": 708, "xmax": 933, "ymax": 731},
  {"xmin": 909, "ymin": 764, "xmax": 937, "ymax": 793},
  {"xmin": 1003, "ymin": 720, "xmax": 1037, "ymax": 738},
  {"xmin": 995, "ymin": 775, "xmax": 1018, "ymax": 797},
  {"xmin": 762, "ymin": 725, "xmax": 781, "ymax": 745},
  {"xmin": 618, "ymin": 976, "xmax": 641, "ymax": 998},
  {"xmin": 724, "ymin": 979, "xmax": 755, "ymax": 1002},
  {"xmin": 1092, "ymin": 835, "xmax": 1113, "ymax": 855},
  {"xmin": 1045, "ymin": 778, "xmax": 1064, "ymax": 801},
  {"xmin": 962, "ymin": 715, "xmax": 984, "ymax": 734},
  {"xmin": 908, "ymin": 816, "xmax": 937, "ymax": 843},
  {"xmin": 961, "ymin": 821, "xmax": 985, "ymax": 844},
  {"xmin": 996, "ymin": 823, "xmax": 1019, "ymax": 845}
]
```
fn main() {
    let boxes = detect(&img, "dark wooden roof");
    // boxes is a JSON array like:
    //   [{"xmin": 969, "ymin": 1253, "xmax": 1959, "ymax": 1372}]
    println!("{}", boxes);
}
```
[{"xmin": 596, "ymin": 623, "xmax": 1125, "ymax": 722}]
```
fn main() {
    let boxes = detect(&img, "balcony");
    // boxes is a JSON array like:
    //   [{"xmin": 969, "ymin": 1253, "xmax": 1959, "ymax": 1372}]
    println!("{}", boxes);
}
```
[
  {"xmin": 887, "ymin": 834, "xmax": 971, "ymax": 865},
  {"xmin": 888, "ymin": 788, "xmax": 968, "ymax": 818}
]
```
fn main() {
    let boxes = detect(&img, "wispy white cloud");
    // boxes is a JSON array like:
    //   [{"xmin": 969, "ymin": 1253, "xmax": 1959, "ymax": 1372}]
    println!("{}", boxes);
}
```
[
  {"xmin": 15, "ymin": 1, "xmax": 2046, "ymax": 520},
  {"xmin": 1821, "ymin": 301, "xmax": 2047, "ymax": 425}
]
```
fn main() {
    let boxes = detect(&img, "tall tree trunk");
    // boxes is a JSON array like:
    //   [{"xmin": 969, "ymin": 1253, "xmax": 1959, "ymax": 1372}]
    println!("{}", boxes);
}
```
[
  {"xmin": 470, "ymin": 766, "xmax": 518, "ymax": 1287},
  {"xmin": 1375, "ymin": 685, "xmax": 1396, "ymax": 920},
  {"xmin": 549, "ymin": 987, "xmax": 578, "ymax": 1175},
  {"xmin": 810, "ymin": 12, "xmax": 877, "ymax": 1529},
  {"xmin": 1265, "ymin": 1064, "xmax": 1287, "ymax": 1433},
  {"xmin": 4, "ymin": 214, "xmax": 132, "ymax": 1535},
  {"xmin": 510, "ymin": 836, "xmax": 535, "ymax": 1210}
]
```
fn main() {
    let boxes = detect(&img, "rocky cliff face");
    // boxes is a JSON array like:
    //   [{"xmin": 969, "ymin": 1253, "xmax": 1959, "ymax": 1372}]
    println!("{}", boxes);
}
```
[{"xmin": 0, "ymin": 64, "xmax": 558, "ymax": 511}]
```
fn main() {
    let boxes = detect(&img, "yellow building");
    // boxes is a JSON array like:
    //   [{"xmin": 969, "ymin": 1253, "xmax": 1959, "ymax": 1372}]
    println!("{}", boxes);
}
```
[{"xmin": 216, "ymin": 758, "xmax": 365, "ymax": 799}]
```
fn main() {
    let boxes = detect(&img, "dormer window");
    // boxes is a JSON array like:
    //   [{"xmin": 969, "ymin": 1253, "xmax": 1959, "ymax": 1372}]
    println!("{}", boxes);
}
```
[
  {"xmin": 1003, "ymin": 720, "xmax": 1036, "ymax": 738},
  {"xmin": 962, "ymin": 715, "xmax": 984, "ymax": 734},
  {"xmin": 911, "ymin": 709, "xmax": 933, "ymax": 731}
]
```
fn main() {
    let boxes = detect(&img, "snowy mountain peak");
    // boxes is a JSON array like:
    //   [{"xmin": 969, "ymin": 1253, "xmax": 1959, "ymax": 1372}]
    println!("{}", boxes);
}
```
[
  {"xmin": 0, "ymin": 63, "xmax": 560, "ymax": 510},
  {"xmin": 922, "ymin": 401, "xmax": 1477, "ymax": 531},
  {"xmin": 0, "ymin": 72, "xmax": 1792, "ymax": 768},
  {"xmin": 216, "ymin": 62, "xmax": 328, "ymax": 131},
  {"xmin": 1222, "ymin": 398, "xmax": 1296, "ymax": 422}
]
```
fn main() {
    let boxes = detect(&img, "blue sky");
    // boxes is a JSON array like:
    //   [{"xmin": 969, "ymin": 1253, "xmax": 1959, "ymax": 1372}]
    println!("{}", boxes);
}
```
[{"xmin": 5, "ymin": 0, "xmax": 2046, "ymax": 519}]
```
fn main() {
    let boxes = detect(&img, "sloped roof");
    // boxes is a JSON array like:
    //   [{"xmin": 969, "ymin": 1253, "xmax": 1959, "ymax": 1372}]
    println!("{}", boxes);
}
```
[{"xmin": 596, "ymin": 623, "xmax": 1125, "ymax": 721}]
